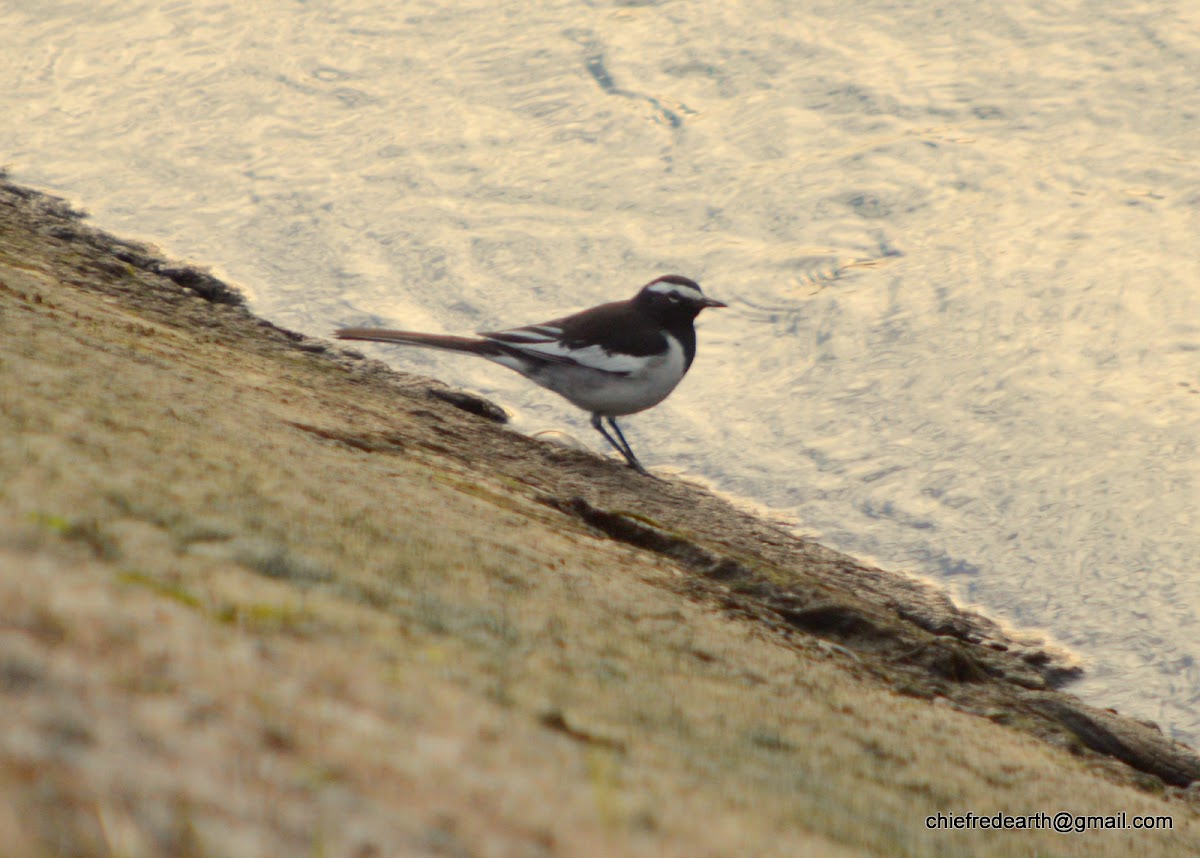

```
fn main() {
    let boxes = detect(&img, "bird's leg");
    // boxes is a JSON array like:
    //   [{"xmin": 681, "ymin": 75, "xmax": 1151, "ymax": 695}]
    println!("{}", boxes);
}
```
[
  {"xmin": 590, "ymin": 414, "xmax": 648, "ymax": 474},
  {"xmin": 606, "ymin": 418, "xmax": 647, "ymax": 473}
]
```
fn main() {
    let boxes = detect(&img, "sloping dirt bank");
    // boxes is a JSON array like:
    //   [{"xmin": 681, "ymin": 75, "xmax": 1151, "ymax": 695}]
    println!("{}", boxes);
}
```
[{"xmin": 1, "ymin": 176, "xmax": 1197, "ymax": 856}]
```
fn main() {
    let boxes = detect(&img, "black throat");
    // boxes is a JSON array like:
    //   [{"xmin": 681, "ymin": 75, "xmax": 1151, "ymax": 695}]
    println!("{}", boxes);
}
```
[{"xmin": 663, "ymin": 318, "xmax": 699, "ymax": 371}]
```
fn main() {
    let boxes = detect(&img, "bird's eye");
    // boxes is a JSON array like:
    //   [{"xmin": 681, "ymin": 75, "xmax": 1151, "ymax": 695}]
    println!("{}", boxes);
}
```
[{"xmin": 667, "ymin": 293, "xmax": 681, "ymax": 303}]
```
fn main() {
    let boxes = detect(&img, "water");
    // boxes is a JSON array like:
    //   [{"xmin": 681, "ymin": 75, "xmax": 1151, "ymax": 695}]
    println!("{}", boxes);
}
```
[{"xmin": 2, "ymin": 0, "xmax": 1198, "ymax": 743}]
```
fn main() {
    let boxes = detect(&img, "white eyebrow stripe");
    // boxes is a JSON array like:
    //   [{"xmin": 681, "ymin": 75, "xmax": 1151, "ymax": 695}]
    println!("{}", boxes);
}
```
[{"xmin": 646, "ymin": 281, "xmax": 705, "ymax": 302}]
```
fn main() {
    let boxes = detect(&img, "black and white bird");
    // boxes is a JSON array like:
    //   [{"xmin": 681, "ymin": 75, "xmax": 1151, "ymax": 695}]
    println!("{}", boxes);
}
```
[{"xmin": 335, "ymin": 275, "xmax": 725, "ymax": 474}]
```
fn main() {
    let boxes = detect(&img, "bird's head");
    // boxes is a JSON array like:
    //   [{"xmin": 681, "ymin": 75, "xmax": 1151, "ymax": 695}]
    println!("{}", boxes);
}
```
[{"xmin": 636, "ymin": 275, "xmax": 726, "ymax": 322}]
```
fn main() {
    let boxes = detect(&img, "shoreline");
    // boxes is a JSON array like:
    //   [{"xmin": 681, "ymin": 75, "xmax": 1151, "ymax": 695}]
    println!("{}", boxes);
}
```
[{"xmin": 1, "ymin": 175, "xmax": 1197, "ymax": 855}]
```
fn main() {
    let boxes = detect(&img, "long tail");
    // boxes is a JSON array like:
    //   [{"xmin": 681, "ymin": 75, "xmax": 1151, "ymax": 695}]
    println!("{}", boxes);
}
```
[{"xmin": 334, "ymin": 327, "xmax": 504, "ymax": 357}]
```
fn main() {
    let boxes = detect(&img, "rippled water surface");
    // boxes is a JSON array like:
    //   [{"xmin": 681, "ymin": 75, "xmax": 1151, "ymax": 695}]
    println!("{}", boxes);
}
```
[{"xmin": 3, "ymin": 1, "xmax": 1198, "ymax": 741}]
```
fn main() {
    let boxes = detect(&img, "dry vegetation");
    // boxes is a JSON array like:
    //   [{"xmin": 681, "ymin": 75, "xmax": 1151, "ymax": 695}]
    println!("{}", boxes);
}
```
[{"xmin": 1, "ymin": 177, "xmax": 1198, "ymax": 856}]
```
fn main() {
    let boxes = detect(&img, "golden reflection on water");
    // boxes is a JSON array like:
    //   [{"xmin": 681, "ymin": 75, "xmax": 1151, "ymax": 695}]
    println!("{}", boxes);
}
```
[{"xmin": 0, "ymin": 0, "xmax": 1198, "ymax": 740}]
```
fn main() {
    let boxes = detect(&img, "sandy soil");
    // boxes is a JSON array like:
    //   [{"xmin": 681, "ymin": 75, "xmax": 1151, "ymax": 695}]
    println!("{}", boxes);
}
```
[{"xmin": 1, "ymin": 176, "xmax": 1198, "ymax": 856}]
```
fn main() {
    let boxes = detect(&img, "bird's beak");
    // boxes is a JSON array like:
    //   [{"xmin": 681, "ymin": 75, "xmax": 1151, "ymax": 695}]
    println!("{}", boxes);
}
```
[{"xmin": 703, "ymin": 297, "xmax": 727, "ymax": 309}]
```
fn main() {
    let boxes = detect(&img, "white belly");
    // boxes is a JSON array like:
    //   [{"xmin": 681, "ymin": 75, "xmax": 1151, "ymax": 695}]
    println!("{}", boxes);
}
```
[{"xmin": 499, "ymin": 336, "xmax": 688, "ymax": 417}]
